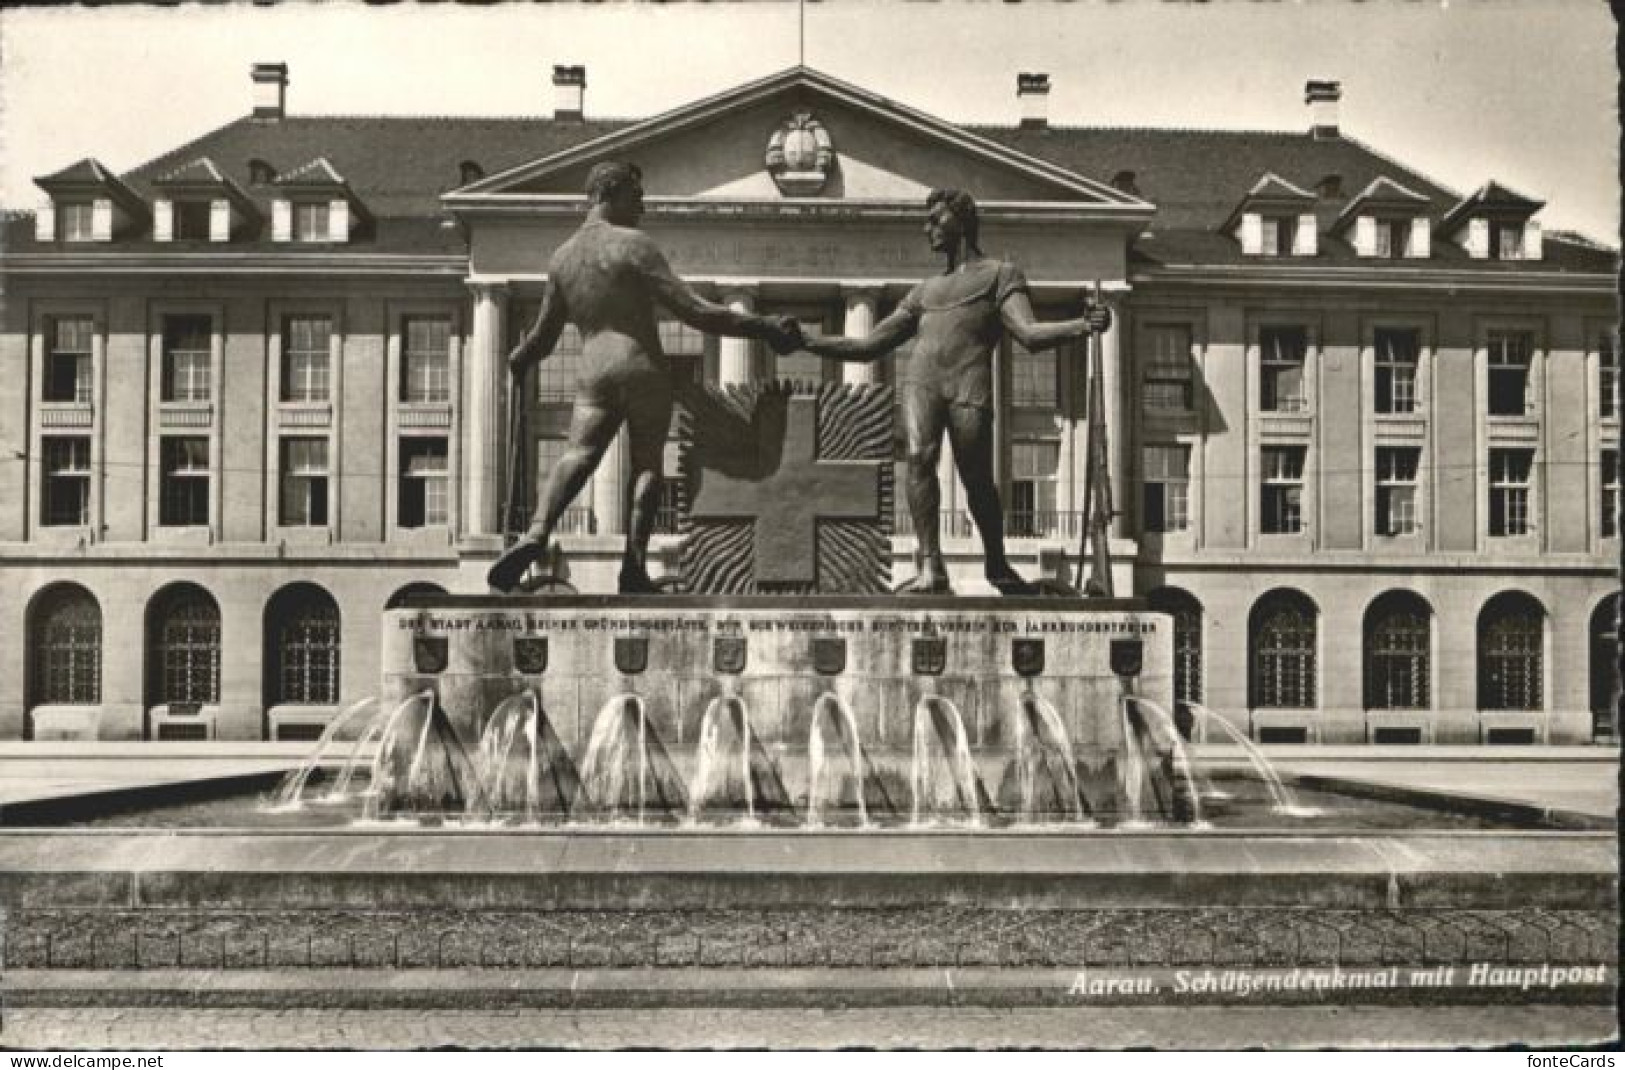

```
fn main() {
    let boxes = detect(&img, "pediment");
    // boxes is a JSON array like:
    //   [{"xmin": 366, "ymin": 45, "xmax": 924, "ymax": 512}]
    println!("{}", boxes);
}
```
[{"xmin": 452, "ymin": 67, "xmax": 1147, "ymax": 210}]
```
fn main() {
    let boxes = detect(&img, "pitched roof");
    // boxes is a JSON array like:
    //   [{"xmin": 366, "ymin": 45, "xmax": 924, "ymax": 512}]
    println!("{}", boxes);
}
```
[
  {"xmin": 10, "ymin": 80, "xmax": 1604, "ymax": 272},
  {"xmin": 33, "ymin": 156, "xmax": 148, "ymax": 216},
  {"xmin": 1244, "ymin": 173, "xmax": 1317, "ymax": 202},
  {"xmin": 123, "ymin": 115, "xmax": 634, "ymax": 217}
]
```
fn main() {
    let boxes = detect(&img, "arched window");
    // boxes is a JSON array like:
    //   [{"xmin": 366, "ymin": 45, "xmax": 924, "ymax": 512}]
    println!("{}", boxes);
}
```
[
  {"xmin": 1148, "ymin": 588, "xmax": 1203, "ymax": 706},
  {"xmin": 266, "ymin": 584, "xmax": 341, "ymax": 705},
  {"xmin": 29, "ymin": 584, "xmax": 102, "ymax": 707},
  {"xmin": 247, "ymin": 159, "xmax": 276, "ymax": 186},
  {"xmin": 1364, "ymin": 591, "xmax": 1431, "ymax": 710},
  {"xmin": 458, "ymin": 160, "xmax": 484, "ymax": 186},
  {"xmin": 385, "ymin": 582, "xmax": 446, "ymax": 611},
  {"xmin": 1478, "ymin": 592, "xmax": 1544, "ymax": 711},
  {"xmin": 147, "ymin": 584, "xmax": 221, "ymax": 708},
  {"xmin": 1249, "ymin": 590, "xmax": 1317, "ymax": 709},
  {"xmin": 1589, "ymin": 594, "xmax": 1619, "ymax": 737}
]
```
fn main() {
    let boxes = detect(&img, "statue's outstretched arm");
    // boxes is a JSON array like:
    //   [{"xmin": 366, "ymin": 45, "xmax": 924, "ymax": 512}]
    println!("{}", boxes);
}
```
[
  {"xmin": 802, "ymin": 308, "xmax": 917, "ymax": 363},
  {"xmin": 508, "ymin": 277, "xmax": 568, "ymax": 376},
  {"xmin": 999, "ymin": 291, "xmax": 1110, "ymax": 352},
  {"xmin": 639, "ymin": 238, "xmax": 793, "ymax": 347}
]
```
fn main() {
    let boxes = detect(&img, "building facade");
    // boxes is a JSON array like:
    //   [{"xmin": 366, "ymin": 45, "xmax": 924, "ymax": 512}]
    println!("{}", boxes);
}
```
[{"xmin": 1, "ymin": 65, "xmax": 1616, "ymax": 745}]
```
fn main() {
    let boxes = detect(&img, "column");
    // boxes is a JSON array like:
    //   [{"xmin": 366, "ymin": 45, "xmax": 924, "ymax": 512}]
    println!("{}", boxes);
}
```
[
  {"xmin": 718, "ymin": 286, "xmax": 757, "ymax": 387},
  {"xmin": 840, "ymin": 286, "xmax": 881, "ymax": 387},
  {"xmin": 1100, "ymin": 283, "xmax": 1131, "ymax": 540},
  {"xmin": 465, "ymin": 280, "xmax": 508, "ymax": 539}
]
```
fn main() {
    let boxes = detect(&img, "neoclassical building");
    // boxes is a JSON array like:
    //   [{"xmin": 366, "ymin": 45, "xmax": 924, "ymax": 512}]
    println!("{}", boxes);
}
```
[{"xmin": 0, "ymin": 64, "xmax": 1616, "ymax": 745}]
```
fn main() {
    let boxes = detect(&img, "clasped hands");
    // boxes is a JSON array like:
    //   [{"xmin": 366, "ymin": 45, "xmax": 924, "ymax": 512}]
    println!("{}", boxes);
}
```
[{"xmin": 762, "ymin": 314, "xmax": 805, "ymax": 355}]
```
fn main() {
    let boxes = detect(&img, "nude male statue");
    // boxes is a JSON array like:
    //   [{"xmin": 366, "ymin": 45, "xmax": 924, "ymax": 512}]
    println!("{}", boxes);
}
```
[
  {"xmin": 487, "ymin": 161, "xmax": 802, "ymax": 594},
  {"xmin": 802, "ymin": 188, "xmax": 1111, "ymax": 595}
]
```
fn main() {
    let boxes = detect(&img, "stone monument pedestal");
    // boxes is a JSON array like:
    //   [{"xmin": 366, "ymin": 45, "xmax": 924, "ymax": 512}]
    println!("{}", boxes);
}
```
[{"xmin": 380, "ymin": 594, "xmax": 1185, "ymax": 825}]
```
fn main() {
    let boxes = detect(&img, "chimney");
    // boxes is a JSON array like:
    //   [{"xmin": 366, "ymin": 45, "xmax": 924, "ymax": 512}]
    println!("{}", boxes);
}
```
[
  {"xmin": 1305, "ymin": 79, "xmax": 1341, "ymax": 139},
  {"xmin": 1017, "ymin": 72, "xmax": 1051, "ymax": 130},
  {"xmin": 251, "ymin": 62, "xmax": 288, "ymax": 121},
  {"xmin": 553, "ymin": 65, "xmax": 586, "ymax": 121}
]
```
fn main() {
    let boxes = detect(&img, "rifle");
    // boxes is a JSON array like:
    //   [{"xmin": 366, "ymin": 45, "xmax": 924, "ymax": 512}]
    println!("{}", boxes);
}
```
[{"xmin": 1077, "ymin": 281, "xmax": 1115, "ymax": 598}]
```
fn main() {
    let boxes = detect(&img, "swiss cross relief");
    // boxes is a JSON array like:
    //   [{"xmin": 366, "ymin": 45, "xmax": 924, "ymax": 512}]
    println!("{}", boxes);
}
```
[{"xmin": 677, "ymin": 381, "xmax": 894, "ymax": 594}]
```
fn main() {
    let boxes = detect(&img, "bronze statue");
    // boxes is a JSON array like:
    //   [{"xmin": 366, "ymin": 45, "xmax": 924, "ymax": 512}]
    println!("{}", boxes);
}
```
[
  {"xmin": 487, "ymin": 161, "xmax": 803, "ymax": 594},
  {"xmin": 803, "ymin": 188, "xmax": 1111, "ymax": 595}
]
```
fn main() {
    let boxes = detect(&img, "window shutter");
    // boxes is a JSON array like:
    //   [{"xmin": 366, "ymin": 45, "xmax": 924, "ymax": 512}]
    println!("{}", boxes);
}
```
[
  {"xmin": 91, "ymin": 198, "xmax": 113, "ymax": 241},
  {"xmin": 1524, "ymin": 219, "xmax": 1542, "ymax": 261},
  {"xmin": 1409, "ymin": 217, "xmax": 1431, "ymax": 259},
  {"xmin": 209, "ymin": 199, "xmax": 231, "ymax": 242},
  {"xmin": 153, "ymin": 199, "xmax": 174, "ymax": 242},
  {"xmin": 1353, "ymin": 216, "xmax": 1376, "ymax": 257},
  {"xmin": 1292, "ymin": 214, "xmax": 1317, "ymax": 257},
  {"xmin": 272, "ymin": 200, "xmax": 292, "ymax": 242},
  {"xmin": 329, "ymin": 199, "xmax": 350, "ymax": 243},
  {"xmin": 1465, "ymin": 218, "xmax": 1490, "ymax": 259},
  {"xmin": 35, "ymin": 201, "xmax": 54, "ymax": 242},
  {"xmin": 1239, "ymin": 212, "xmax": 1263, "ymax": 256}
]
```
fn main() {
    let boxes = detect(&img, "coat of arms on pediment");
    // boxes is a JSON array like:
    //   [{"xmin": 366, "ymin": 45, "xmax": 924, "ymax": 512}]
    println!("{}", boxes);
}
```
[{"xmin": 766, "ymin": 111, "xmax": 834, "ymax": 196}]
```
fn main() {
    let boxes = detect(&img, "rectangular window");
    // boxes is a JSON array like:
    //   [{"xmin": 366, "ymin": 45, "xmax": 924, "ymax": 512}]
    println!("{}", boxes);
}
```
[
  {"xmin": 1487, "ymin": 330, "xmax": 1533, "ymax": 416},
  {"xmin": 1374, "ymin": 328, "xmax": 1419, "ymax": 415},
  {"xmin": 293, "ymin": 202, "xmax": 330, "ymax": 242},
  {"xmin": 173, "ymin": 201, "xmax": 212, "ymax": 240},
  {"xmin": 44, "ymin": 316, "xmax": 94, "ymax": 404},
  {"xmin": 282, "ymin": 316, "xmax": 332, "ymax": 403},
  {"xmin": 1374, "ymin": 219, "xmax": 1411, "ymax": 259},
  {"xmin": 534, "ymin": 435, "xmax": 593, "ymax": 534},
  {"xmin": 1375, "ymin": 446, "xmax": 1420, "ymax": 536},
  {"xmin": 1259, "ymin": 327, "xmax": 1308, "ymax": 413},
  {"xmin": 159, "ymin": 436, "xmax": 210, "ymax": 527},
  {"xmin": 401, "ymin": 315, "xmax": 451, "ymax": 404},
  {"xmin": 1260, "ymin": 445, "xmax": 1305, "ymax": 535},
  {"xmin": 1142, "ymin": 445, "xmax": 1191, "ymax": 534},
  {"xmin": 1603, "ymin": 449, "xmax": 1619, "ymax": 540},
  {"xmin": 398, "ymin": 437, "xmax": 449, "ymax": 528},
  {"xmin": 1260, "ymin": 216, "xmax": 1294, "ymax": 258},
  {"xmin": 535, "ymin": 325, "xmax": 584, "ymax": 403},
  {"xmin": 1493, "ymin": 222, "xmax": 1524, "ymax": 261},
  {"xmin": 1009, "ymin": 341, "xmax": 1058, "ymax": 408},
  {"xmin": 1489, "ymin": 448, "xmax": 1534, "ymax": 537},
  {"xmin": 1008, "ymin": 439, "xmax": 1060, "ymax": 537},
  {"xmin": 58, "ymin": 202, "xmax": 95, "ymax": 242},
  {"xmin": 41, "ymin": 436, "xmax": 91, "ymax": 527},
  {"xmin": 659, "ymin": 320, "xmax": 706, "ymax": 435},
  {"xmin": 279, "ymin": 437, "xmax": 329, "ymax": 527},
  {"xmin": 1600, "ymin": 331, "xmax": 1617, "ymax": 421},
  {"xmin": 1142, "ymin": 324, "xmax": 1194, "ymax": 413},
  {"xmin": 161, "ymin": 315, "xmax": 212, "ymax": 402}
]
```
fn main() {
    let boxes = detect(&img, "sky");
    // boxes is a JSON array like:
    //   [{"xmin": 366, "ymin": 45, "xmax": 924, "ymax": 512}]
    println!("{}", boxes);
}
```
[{"xmin": 1, "ymin": 0, "xmax": 1617, "ymax": 242}]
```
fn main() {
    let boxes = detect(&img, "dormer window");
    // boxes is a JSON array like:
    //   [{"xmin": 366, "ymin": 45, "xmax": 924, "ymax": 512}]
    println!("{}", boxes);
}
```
[
  {"xmin": 152, "ymin": 157, "xmax": 259, "ymax": 244},
  {"xmin": 1440, "ymin": 181, "xmax": 1544, "ymax": 262},
  {"xmin": 1225, "ymin": 174, "xmax": 1317, "ymax": 258},
  {"xmin": 1333, "ymin": 178, "xmax": 1431, "ymax": 260},
  {"xmin": 271, "ymin": 157, "xmax": 365, "ymax": 245},
  {"xmin": 33, "ymin": 158, "xmax": 148, "ymax": 244},
  {"xmin": 58, "ymin": 202, "xmax": 95, "ymax": 242},
  {"xmin": 459, "ymin": 160, "xmax": 484, "ymax": 186},
  {"xmin": 293, "ymin": 201, "xmax": 331, "ymax": 242},
  {"xmin": 249, "ymin": 160, "xmax": 277, "ymax": 186}
]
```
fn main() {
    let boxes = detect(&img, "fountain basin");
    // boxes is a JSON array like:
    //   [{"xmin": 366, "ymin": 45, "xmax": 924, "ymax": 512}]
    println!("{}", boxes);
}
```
[{"xmin": 0, "ymin": 828, "xmax": 1613, "ymax": 912}]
